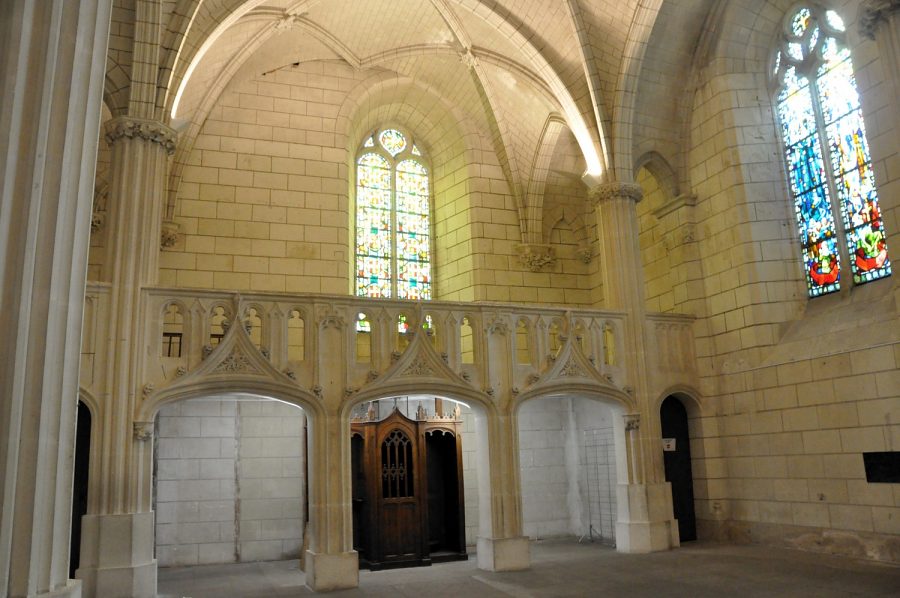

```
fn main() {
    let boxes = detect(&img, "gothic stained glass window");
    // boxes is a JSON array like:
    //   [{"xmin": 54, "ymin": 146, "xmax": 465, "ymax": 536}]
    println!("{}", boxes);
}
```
[
  {"xmin": 772, "ymin": 6, "xmax": 891, "ymax": 297},
  {"xmin": 355, "ymin": 128, "xmax": 432, "ymax": 300}
]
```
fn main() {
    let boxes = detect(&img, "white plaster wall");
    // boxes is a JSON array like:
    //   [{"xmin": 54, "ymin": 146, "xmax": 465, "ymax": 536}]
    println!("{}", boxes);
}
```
[{"xmin": 155, "ymin": 398, "xmax": 305, "ymax": 567}]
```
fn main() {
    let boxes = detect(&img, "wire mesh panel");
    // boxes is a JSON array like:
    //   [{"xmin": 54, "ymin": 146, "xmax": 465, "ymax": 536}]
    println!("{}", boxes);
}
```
[{"xmin": 581, "ymin": 427, "xmax": 616, "ymax": 546}]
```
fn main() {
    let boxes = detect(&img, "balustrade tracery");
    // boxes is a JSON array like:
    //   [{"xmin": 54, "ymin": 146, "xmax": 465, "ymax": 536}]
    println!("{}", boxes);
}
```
[{"xmin": 81, "ymin": 284, "xmax": 697, "ymax": 413}]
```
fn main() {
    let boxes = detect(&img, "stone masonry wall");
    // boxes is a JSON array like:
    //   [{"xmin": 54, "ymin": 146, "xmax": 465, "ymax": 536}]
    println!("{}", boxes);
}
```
[{"xmin": 155, "ymin": 398, "xmax": 306, "ymax": 567}]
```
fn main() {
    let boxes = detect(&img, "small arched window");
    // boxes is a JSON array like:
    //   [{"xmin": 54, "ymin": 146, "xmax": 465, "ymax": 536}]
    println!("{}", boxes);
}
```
[
  {"xmin": 162, "ymin": 303, "xmax": 184, "ymax": 357},
  {"xmin": 771, "ymin": 6, "xmax": 891, "ymax": 297},
  {"xmin": 244, "ymin": 307, "xmax": 262, "ymax": 348},
  {"xmin": 209, "ymin": 305, "xmax": 230, "ymax": 347},
  {"xmin": 355, "ymin": 127, "xmax": 432, "ymax": 300},
  {"xmin": 356, "ymin": 312, "xmax": 372, "ymax": 363},
  {"xmin": 287, "ymin": 310, "xmax": 305, "ymax": 361}
]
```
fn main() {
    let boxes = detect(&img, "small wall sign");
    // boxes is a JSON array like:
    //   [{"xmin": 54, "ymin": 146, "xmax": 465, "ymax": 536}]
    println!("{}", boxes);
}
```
[{"xmin": 662, "ymin": 438, "xmax": 676, "ymax": 451}]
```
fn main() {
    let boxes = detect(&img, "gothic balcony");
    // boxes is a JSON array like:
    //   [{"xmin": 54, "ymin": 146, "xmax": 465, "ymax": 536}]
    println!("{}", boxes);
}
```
[{"xmin": 81, "ymin": 284, "xmax": 697, "ymax": 416}]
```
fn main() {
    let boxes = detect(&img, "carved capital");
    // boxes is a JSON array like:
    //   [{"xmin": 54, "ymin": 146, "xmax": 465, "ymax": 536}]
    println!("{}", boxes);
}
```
[
  {"xmin": 516, "ymin": 243, "xmax": 556, "ymax": 272},
  {"xmin": 133, "ymin": 421, "xmax": 154, "ymax": 441},
  {"xmin": 161, "ymin": 220, "xmax": 180, "ymax": 249},
  {"xmin": 859, "ymin": 0, "xmax": 900, "ymax": 40},
  {"xmin": 588, "ymin": 182, "xmax": 643, "ymax": 205},
  {"xmin": 104, "ymin": 116, "xmax": 177, "ymax": 155},
  {"xmin": 624, "ymin": 413, "xmax": 640, "ymax": 431}
]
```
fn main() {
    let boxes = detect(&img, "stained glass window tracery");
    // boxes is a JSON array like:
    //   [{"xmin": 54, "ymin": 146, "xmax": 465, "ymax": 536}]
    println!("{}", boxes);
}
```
[
  {"xmin": 772, "ymin": 6, "xmax": 890, "ymax": 297},
  {"xmin": 355, "ymin": 128, "xmax": 432, "ymax": 300}
]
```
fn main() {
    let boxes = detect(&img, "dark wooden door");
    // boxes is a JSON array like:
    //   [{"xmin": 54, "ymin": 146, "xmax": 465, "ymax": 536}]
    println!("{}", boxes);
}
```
[
  {"xmin": 661, "ymin": 396, "xmax": 696, "ymax": 542},
  {"xmin": 375, "ymin": 423, "xmax": 424, "ymax": 564},
  {"xmin": 351, "ymin": 405, "xmax": 467, "ymax": 569}
]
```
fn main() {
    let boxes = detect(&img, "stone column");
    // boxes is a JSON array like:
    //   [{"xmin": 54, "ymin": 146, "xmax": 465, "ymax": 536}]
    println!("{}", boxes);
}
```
[
  {"xmin": 588, "ymin": 181, "xmax": 678, "ymax": 553},
  {"xmin": 0, "ymin": 1, "xmax": 111, "ymax": 596},
  {"xmin": 75, "ymin": 117, "xmax": 176, "ymax": 598}
]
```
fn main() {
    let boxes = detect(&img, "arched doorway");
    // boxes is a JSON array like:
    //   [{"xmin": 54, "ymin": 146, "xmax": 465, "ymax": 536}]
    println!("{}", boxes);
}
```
[
  {"xmin": 660, "ymin": 396, "xmax": 696, "ymax": 542},
  {"xmin": 70, "ymin": 401, "xmax": 91, "ymax": 578}
]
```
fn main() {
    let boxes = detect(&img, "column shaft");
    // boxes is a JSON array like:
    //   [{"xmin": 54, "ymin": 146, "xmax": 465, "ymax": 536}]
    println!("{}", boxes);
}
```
[
  {"xmin": 0, "ymin": 1, "xmax": 111, "ymax": 596},
  {"xmin": 76, "ymin": 119, "xmax": 175, "ymax": 598},
  {"xmin": 590, "ymin": 182, "xmax": 678, "ymax": 552}
]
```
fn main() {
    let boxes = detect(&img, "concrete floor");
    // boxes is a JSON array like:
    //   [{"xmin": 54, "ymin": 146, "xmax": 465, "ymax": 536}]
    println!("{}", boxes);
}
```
[{"xmin": 158, "ymin": 539, "xmax": 900, "ymax": 597}]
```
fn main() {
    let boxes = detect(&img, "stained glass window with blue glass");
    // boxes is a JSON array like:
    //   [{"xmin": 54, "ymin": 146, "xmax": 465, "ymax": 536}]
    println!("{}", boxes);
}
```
[
  {"xmin": 772, "ymin": 6, "xmax": 890, "ymax": 297},
  {"xmin": 355, "ymin": 128, "xmax": 432, "ymax": 299}
]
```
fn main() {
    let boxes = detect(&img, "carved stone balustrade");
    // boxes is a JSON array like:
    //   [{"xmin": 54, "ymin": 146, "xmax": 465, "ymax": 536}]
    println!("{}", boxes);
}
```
[{"xmin": 81, "ymin": 284, "xmax": 697, "ymax": 414}]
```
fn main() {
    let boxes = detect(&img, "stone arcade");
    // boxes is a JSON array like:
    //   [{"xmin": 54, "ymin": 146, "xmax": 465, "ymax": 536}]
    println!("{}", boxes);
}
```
[{"xmin": 1, "ymin": 1, "xmax": 898, "ymax": 597}]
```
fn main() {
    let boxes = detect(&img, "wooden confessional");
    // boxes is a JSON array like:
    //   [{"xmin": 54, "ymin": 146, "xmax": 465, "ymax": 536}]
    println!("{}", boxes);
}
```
[{"xmin": 351, "ymin": 401, "xmax": 467, "ymax": 570}]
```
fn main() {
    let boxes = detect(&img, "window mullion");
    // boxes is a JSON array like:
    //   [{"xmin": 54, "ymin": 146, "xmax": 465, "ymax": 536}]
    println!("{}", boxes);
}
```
[
  {"xmin": 807, "ymin": 57, "xmax": 852, "ymax": 291},
  {"xmin": 391, "ymin": 162, "xmax": 398, "ymax": 299}
]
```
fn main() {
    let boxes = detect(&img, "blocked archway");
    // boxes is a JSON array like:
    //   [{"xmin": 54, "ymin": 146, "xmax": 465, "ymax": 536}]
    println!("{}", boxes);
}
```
[{"xmin": 153, "ymin": 394, "xmax": 309, "ymax": 566}]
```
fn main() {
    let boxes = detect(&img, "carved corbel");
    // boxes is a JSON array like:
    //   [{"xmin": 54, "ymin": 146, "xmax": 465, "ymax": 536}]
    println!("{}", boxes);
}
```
[
  {"xmin": 90, "ymin": 211, "xmax": 105, "ymax": 234},
  {"xmin": 516, "ymin": 243, "xmax": 556, "ymax": 272},
  {"xmin": 575, "ymin": 244, "xmax": 593, "ymax": 264},
  {"xmin": 485, "ymin": 317, "xmax": 509, "ymax": 336},
  {"xmin": 133, "ymin": 421, "xmax": 154, "ymax": 441},
  {"xmin": 161, "ymin": 220, "xmax": 180, "ymax": 249}
]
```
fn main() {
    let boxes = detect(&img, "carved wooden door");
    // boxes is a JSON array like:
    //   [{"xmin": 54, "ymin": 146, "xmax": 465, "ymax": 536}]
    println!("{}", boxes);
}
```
[{"xmin": 351, "ymin": 406, "xmax": 467, "ymax": 569}]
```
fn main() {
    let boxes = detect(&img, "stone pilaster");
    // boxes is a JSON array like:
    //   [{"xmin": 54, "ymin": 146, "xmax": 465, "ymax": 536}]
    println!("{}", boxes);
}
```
[
  {"xmin": 304, "ymin": 409, "xmax": 358, "ymax": 591},
  {"xmin": 476, "ymin": 410, "xmax": 530, "ymax": 571},
  {"xmin": 588, "ymin": 181, "xmax": 678, "ymax": 553},
  {"xmin": 0, "ymin": 1, "xmax": 111, "ymax": 596},
  {"xmin": 75, "ymin": 117, "xmax": 176, "ymax": 597}
]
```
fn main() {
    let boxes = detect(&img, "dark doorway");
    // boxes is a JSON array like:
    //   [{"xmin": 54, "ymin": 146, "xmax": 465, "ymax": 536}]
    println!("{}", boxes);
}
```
[
  {"xmin": 426, "ymin": 430, "xmax": 463, "ymax": 557},
  {"xmin": 660, "ymin": 396, "xmax": 696, "ymax": 542},
  {"xmin": 70, "ymin": 401, "xmax": 91, "ymax": 577}
]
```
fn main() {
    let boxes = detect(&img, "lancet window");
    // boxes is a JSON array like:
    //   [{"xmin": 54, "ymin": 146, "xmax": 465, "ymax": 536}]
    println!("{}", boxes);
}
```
[
  {"xmin": 355, "ymin": 127, "xmax": 432, "ymax": 300},
  {"xmin": 771, "ymin": 6, "xmax": 891, "ymax": 297}
]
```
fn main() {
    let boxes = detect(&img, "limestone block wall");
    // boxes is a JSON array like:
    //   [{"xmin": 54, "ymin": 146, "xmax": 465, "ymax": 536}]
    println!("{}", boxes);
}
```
[
  {"xmin": 155, "ymin": 398, "xmax": 306, "ymax": 567},
  {"xmin": 679, "ymin": 0, "xmax": 900, "ymax": 559},
  {"xmin": 518, "ymin": 398, "xmax": 617, "ymax": 541},
  {"xmin": 151, "ymin": 58, "xmax": 595, "ymax": 306}
]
